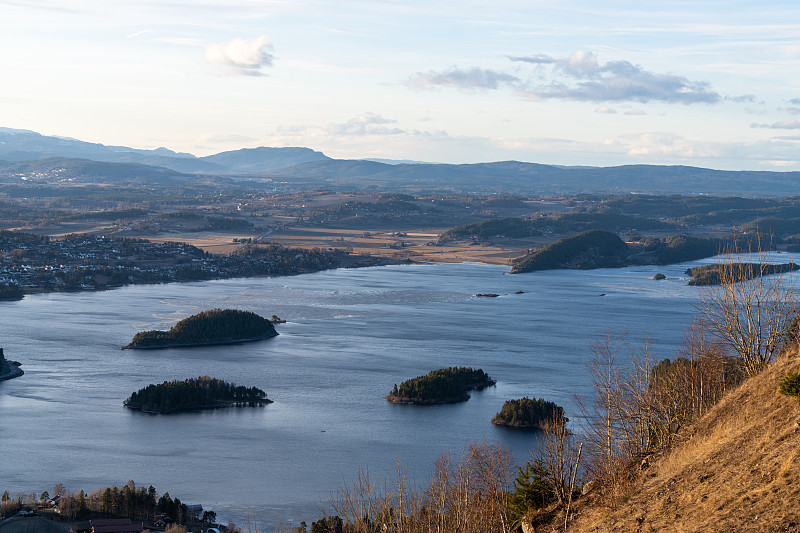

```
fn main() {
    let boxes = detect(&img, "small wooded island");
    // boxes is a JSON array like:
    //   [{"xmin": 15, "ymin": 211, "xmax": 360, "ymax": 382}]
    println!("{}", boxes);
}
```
[
  {"xmin": 123, "ymin": 376, "xmax": 272, "ymax": 414},
  {"xmin": 685, "ymin": 262, "xmax": 800, "ymax": 286},
  {"xmin": 387, "ymin": 367, "xmax": 496, "ymax": 404},
  {"xmin": 492, "ymin": 396, "xmax": 566, "ymax": 429},
  {"xmin": 122, "ymin": 308, "xmax": 278, "ymax": 349}
]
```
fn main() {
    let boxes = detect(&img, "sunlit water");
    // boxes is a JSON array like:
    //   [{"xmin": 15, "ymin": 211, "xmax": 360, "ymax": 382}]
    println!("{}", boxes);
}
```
[{"xmin": 0, "ymin": 257, "xmax": 767, "ymax": 526}]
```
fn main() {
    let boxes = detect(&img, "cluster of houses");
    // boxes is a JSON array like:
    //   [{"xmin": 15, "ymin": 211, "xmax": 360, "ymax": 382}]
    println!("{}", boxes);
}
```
[
  {"xmin": 0, "ymin": 231, "xmax": 337, "ymax": 293},
  {"xmin": 0, "ymin": 233, "xmax": 206, "ymax": 289}
]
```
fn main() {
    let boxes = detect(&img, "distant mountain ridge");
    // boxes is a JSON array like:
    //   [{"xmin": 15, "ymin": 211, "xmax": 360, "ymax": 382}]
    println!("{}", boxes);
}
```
[
  {"xmin": 2, "ymin": 127, "xmax": 800, "ymax": 195},
  {"xmin": 0, "ymin": 128, "xmax": 328, "ymax": 176}
]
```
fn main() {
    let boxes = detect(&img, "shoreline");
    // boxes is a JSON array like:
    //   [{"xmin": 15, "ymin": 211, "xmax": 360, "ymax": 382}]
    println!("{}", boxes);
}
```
[
  {"xmin": 124, "ymin": 398, "xmax": 273, "ymax": 414},
  {"xmin": 0, "ymin": 361, "xmax": 23, "ymax": 382},
  {"xmin": 386, "ymin": 378, "xmax": 497, "ymax": 405},
  {"xmin": 386, "ymin": 393, "xmax": 471, "ymax": 405},
  {"xmin": 122, "ymin": 332, "xmax": 278, "ymax": 350},
  {"xmin": 490, "ymin": 417, "xmax": 544, "ymax": 430}
]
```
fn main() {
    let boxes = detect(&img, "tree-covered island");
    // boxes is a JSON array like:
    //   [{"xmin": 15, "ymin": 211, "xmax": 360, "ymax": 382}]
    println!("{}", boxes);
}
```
[
  {"xmin": 491, "ymin": 396, "xmax": 566, "ymax": 429},
  {"xmin": 123, "ymin": 376, "xmax": 272, "ymax": 414},
  {"xmin": 387, "ymin": 367, "xmax": 496, "ymax": 404},
  {"xmin": 122, "ymin": 308, "xmax": 278, "ymax": 349},
  {"xmin": 685, "ymin": 262, "xmax": 800, "ymax": 286}
]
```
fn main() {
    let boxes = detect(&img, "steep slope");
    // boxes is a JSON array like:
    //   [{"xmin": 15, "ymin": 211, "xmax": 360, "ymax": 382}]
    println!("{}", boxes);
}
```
[{"xmin": 570, "ymin": 348, "xmax": 800, "ymax": 532}]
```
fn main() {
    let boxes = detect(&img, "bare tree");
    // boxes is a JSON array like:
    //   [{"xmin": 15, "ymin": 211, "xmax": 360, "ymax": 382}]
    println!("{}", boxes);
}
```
[
  {"xmin": 579, "ymin": 335, "xmax": 665, "ymax": 503},
  {"xmin": 537, "ymin": 416, "xmax": 579, "ymax": 507},
  {"xmin": 324, "ymin": 443, "xmax": 513, "ymax": 533},
  {"xmin": 650, "ymin": 319, "xmax": 745, "ymax": 437},
  {"xmin": 696, "ymin": 242, "xmax": 797, "ymax": 376}
]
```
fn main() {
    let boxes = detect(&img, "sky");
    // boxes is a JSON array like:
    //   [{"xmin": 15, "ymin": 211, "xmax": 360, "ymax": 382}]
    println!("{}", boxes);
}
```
[{"xmin": 1, "ymin": 0, "xmax": 799, "ymax": 170}]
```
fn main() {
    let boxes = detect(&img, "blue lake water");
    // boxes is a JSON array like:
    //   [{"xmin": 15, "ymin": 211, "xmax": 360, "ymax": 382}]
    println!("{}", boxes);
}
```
[{"xmin": 0, "ymin": 260, "xmax": 718, "ymax": 526}]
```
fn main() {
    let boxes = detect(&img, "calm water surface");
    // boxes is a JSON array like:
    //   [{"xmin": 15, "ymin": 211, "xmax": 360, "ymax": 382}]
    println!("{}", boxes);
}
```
[{"xmin": 0, "ymin": 260, "xmax": 711, "ymax": 525}]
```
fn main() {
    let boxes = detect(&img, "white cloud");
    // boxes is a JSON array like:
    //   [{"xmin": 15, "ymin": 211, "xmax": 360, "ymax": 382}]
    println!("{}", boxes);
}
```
[
  {"xmin": 327, "ymin": 113, "xmax": 406, "ymax": 136},
  {"xmin": 750, "ymin": 120, "xmax": 800, "ymax": 129},
  {"xmin": 624, "ymin": 109, "xmax": 646, "ymax": 116},
  {"xmin": 594, "ymin": 105, "xmax": 617, "ymax": 114},
  {"xmin": 760, "ymin": 160, "xmax": 800, "ymax": 167},
  {"xmin": 726, "ymin": 94, "xmax": 757, "ymax": 103},
  {"xmin": 205, "ymin": 35, "xmax": 274, "ymax": 76},
  {"xmin": 407, "ymin": 67, "xmax": 519, "ymax": 92},
  {"xmin": 127, "ymin": 29, "xmax": 154, "ymax": 39},
  {"xmin": 509, "ymin": 50, "xmax": 721, "ymax": 104},
  {"xmin": 617, "ymin": 132, "xmax": 722, "ymax": 158}
]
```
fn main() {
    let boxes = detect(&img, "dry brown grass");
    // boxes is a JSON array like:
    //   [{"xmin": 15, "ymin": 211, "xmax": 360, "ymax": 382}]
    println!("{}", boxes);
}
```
[{"xmin": 567, "ymin": 347, "xmax": 800, "ymax": 532}]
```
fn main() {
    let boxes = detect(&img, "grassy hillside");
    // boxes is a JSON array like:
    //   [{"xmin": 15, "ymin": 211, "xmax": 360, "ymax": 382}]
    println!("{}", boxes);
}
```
[{"xmin": 568, "ymin": 347, "xmax": 800, "ymax": 532}]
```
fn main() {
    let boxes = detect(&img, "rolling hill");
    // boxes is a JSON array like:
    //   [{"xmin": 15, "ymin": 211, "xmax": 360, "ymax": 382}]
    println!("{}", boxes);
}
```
[{"xmin": 3, "ymin": 127, "xmax": 800, "ymax": 195}]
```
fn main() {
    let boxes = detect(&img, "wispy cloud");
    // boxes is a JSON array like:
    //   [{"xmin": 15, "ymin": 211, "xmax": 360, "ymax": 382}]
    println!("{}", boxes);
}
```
[
  {"xmin": 510, "ymin": 51, "xmax": 721, "ymax": 104},
  {"xmin": 327, "ymin": 113, "xmax": 405, "ymax": 136},
  {"xmin": 594, "ymin": 105, "xmax": 617, "ymax": 114},
  {"xmin": 615, "ymin": 132, "xmax": 722, "ymax": 158},
  {"xmin": 726, "ymin": 94, "xmax": 757, "ymax": 103},
  {"xmin": 624, "ymin": 109, "xmax": 646, "ymax": 116},
  {"xmin": 205, "ymin": 35, "xmax": 274, "ymax": 76},
  {"xmin": 750, "ymin": 120, "xmax": 800, "ymax": 129},
  {"xmin": 761, "ymin": 160, "xmax": 800, "ymax": 167},
  {"xmin": 205, "ymin": 134, "xmax": 259, "ymax": 144},
  {"xmin": 407, "ymin": 67, "xmax": 519, "ymax": 92},
  {"xmin": 0, "ymin": 0, "xmax": 82, "ymax": 12},
  {"xmin": 127, "ymin": 30, "xmax": 154, "ymax": 39},
  {"xmin": 790, "ymin": 98, "xmax": 800, "ymax": 105}
]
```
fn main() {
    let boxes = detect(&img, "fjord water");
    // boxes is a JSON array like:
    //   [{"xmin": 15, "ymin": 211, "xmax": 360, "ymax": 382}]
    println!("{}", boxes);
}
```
[{"xmin": 0, "ymin": 261, "xmax": 706, "ymax": 525}]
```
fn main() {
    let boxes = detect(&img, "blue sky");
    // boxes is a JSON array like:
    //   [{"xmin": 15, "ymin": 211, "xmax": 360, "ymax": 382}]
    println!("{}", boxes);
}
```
[{"xmin": 1, "ymin": 0, "xmax": 799, "ymax": 169}]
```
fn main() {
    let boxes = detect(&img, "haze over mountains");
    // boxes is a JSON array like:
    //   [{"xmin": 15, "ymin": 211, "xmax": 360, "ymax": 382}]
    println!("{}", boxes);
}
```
[{"xmin": 2, "ymin": 127, "xmax": 799, "ymax": 196}]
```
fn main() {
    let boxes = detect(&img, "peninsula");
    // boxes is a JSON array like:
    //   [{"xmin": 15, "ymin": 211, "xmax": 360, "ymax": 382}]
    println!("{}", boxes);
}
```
[
  {"xmin": 491, "ymin": 396, "xmax": 566, "ymax": 429},
  {"xmin": 387, "ymin": 367, "xmax": 496, "ymax": 404},
  {"xmin": 123, "ymin": 376, "xmax": 272, "ymax": 414},
  {"xmin": 122, "ymin": 308, "xmax": 278, "ymax": 349},
  {"xmin": 510, "ymin": 230, "xmax": 760, "ymax": 274}
]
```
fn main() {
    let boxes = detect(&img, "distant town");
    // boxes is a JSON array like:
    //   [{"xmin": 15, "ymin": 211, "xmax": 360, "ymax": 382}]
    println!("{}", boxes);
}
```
[{"xmin": 0, "ymin": 230, "xmax": 388, "ymax": 297}]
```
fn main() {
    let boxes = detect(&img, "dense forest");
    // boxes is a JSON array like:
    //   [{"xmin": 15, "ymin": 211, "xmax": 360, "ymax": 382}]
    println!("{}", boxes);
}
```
[
  {"xmin": 387, "ymin": 367, "xmax": 496, "ymax": 404},
  {"xmin": 528, "ymin": 212, "xmax": 673, "ymax": 233},
  {"xmin": 0, "ymin": 282, "xmax": 23, "ymax": 301},
  {"xmin": 511, "ymin": 229, "xmax": 629, "ymax": 273},
  {"xmin": 510, "ymin": 230, "xmax": 767, "ymax": 274},
  {"xmin": 124, "ymin": 308, "xmax": 277, "ymax": 349},
  {"xmin": 685, "ymin": 262, "xmax": 800, "ymax": 286},
  {"xmin": 650, "ymin": 234, "xmax": 729, "ymax": 265},
  {"xmin": 439, "ymin": 218, "xmax": 542, "ymax": 240},
  {"xmin": 491, "ymin": 396, "xmax": 566, "ymax": 429},
  {"xmin": 438, "ymin": 213, "xmax": 671, "ymax": 242},
  {"xmin": 124, "ymin": 376, "xmax": 271, "ymax": 413}
]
